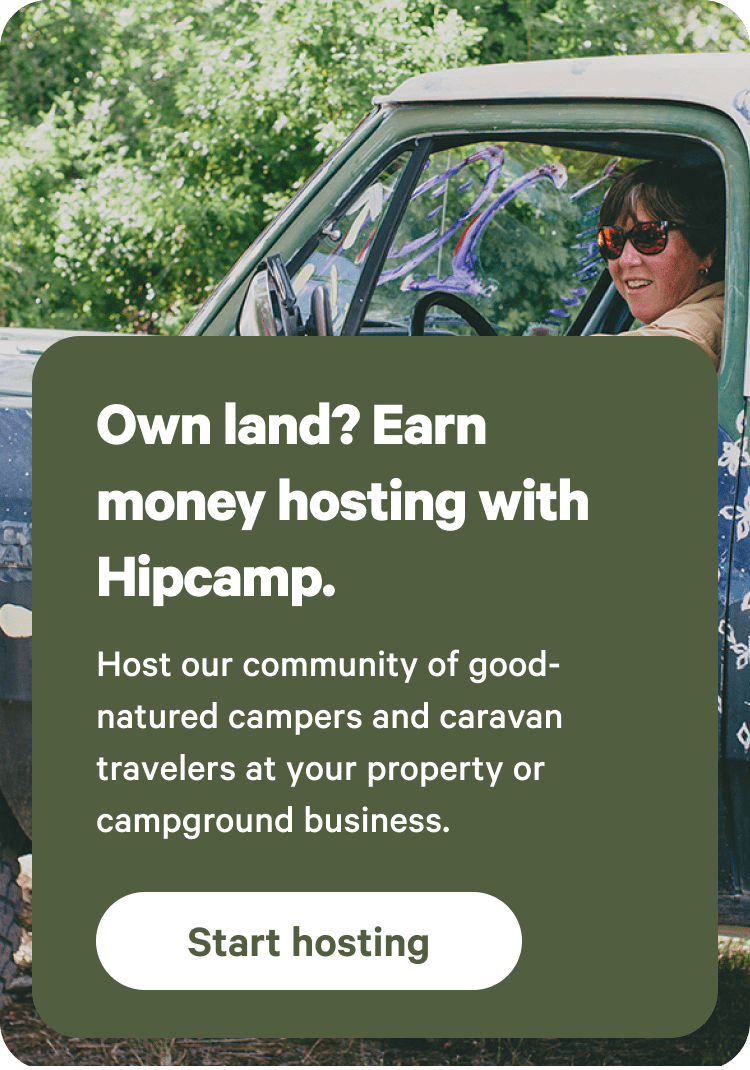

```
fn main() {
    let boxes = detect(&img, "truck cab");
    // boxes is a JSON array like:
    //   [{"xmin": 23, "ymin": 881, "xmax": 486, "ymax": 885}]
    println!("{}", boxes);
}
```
[{"xmin": 182, "ymin": 51, "xmax": 750, "ymax": 927}]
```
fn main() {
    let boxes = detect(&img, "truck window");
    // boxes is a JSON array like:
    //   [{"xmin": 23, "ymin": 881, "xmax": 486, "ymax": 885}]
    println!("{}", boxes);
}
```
[
  {"xmin": 363, "ymin": 141, "xmax": 642, "ymax": 336},
  {"xmin": 291, "ymin": 151, "xmax": 413, "ymax": 334}
]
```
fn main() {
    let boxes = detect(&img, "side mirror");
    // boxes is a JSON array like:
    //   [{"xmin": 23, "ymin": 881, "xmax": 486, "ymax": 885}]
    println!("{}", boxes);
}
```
[
  {"xmin": 238, "ymin": 254, "xmax": 333, "ymax": 337},
  {"xmin": 238, "ymin": 269, "xmax": 277, "ymax": 335},
  {"xmin": 238, "ymin": 254, "xmax": 303, "ymax": 336}
]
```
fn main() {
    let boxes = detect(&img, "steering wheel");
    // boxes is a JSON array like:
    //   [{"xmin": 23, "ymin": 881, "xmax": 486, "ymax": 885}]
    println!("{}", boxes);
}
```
[{"xmin": 410, "ymin": 291, "xmax": 498, "ymax": 336}]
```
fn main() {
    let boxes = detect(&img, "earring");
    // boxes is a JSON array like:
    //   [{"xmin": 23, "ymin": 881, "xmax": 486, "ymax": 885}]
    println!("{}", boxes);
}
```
[{"xmin": 699, "ymin": 267, "xmax": 709, "ymax": 278}]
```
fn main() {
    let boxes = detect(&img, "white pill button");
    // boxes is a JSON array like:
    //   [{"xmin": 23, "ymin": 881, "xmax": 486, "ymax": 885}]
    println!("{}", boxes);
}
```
[{"xmin": 97, "ymin": 891, "xmax": 522, "ymax": 990}]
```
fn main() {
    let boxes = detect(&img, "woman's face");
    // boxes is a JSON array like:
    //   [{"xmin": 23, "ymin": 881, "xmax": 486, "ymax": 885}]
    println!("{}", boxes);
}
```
[{"xmin": 607, "ymin": 201, "xmax": 714, "ymax": 324}]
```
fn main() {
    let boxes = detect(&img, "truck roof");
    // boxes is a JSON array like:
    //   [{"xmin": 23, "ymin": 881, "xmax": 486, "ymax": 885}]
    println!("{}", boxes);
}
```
[{"xmin": 378, "ymin": 52, "xmax": 750, "ymax": 121}]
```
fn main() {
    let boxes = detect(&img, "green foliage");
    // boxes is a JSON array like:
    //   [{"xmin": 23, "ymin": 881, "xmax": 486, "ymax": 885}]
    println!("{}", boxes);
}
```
[
  {"xmin": 0, "ymin": 0, "xmax": 482, "ymax": 332},
  {"xmin": 452, "ymin": 0, "xmax": 748, "ymax": 64},
  {"xmin": 0, "ymin": 0, "xmax": 746, "ymax": 332}
]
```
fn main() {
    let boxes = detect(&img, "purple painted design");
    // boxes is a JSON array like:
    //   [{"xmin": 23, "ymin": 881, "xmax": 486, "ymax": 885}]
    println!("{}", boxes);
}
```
[
  {"xmin": 375, "ymin": 148, "xmax": 617, "ymax": 326},
  {"xmin": 569, "ymin": 157, "xmax": 620, "ymax": 199},
  {"xmin": 379, "ymin": 147, "xmax": 568, "ymax": 296},
  {"xmin": 733, "ymin": 88, "xmax": 750, "ymax": 123},
  {"xmin": 379, "ymin": 145, "xmax": 507, "ymax": 289},
  {"xmin": 391, "ymin": 230, "xmax": 439, "ymax": 258}
]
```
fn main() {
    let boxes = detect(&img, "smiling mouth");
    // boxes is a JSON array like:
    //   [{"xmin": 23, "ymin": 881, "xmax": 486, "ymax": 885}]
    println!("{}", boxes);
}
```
[{"xmin": 624, "ymin": 280, "xmax": 651, "ymax": 291}]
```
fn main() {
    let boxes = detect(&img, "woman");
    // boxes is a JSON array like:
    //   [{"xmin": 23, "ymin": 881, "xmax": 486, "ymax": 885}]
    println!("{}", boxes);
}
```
[{"xmin": 596, "ymin": 161, "xmax": 725, "ymax": 369}]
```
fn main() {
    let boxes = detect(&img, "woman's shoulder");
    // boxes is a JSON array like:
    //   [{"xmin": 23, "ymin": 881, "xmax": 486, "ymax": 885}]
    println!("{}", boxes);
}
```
[
  {"xmin": 628, "ymin": 282, "xmax": 724, "ymax": 368},
  {"xmin": 673, "ymin": 281, "xmax": 725, "ymax": 310},
  {"xmin": 647, "ymin": 282, "xmax": 724, "ymax": 330}
]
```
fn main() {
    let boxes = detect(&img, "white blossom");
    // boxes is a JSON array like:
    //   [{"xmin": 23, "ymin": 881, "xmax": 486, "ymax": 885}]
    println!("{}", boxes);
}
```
[
  {"xmin": 718, "ymin": 410, "xmax": 750, "ymax": 476},
  {"xmin": 720, "ymin": 487, "xmax": 750, "ymax": 540}
]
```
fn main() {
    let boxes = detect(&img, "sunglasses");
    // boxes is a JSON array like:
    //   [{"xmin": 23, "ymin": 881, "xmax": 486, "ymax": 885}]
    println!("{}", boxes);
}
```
[{"xmin": 596, "ymin": 220, "xmax": 679, "ymax": 260}]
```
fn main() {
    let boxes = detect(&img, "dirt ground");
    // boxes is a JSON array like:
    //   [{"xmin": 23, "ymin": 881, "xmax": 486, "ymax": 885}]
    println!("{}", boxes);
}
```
[
  {"xmin": 2, "ymin": 862, "xmax": 747, "ymax": 1067},
  {"xmin": 1, "ymin": 995, "xmax": 748, "ymax": 1066},
  {"xmin": 0, "ymin": 1020, "xmax": 740, "ymax": 1067}
]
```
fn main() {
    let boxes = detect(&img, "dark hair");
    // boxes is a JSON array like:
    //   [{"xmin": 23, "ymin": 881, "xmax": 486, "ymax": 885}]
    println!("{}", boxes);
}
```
[{"xmin": 599, "ymin": 161, "xmax": 726, "ymax": 282}]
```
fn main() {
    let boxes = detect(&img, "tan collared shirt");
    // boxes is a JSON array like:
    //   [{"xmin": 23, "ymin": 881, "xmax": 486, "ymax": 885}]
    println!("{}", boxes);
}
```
[{"xmin": 619, "ymin": 281, "xmax": 725, "ymax": 370}]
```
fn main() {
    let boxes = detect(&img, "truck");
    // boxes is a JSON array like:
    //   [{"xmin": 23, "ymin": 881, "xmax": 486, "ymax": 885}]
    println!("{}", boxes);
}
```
[{"xmin": 2, "ymin": 49, "xmax": 749, "ymax": 1003}]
